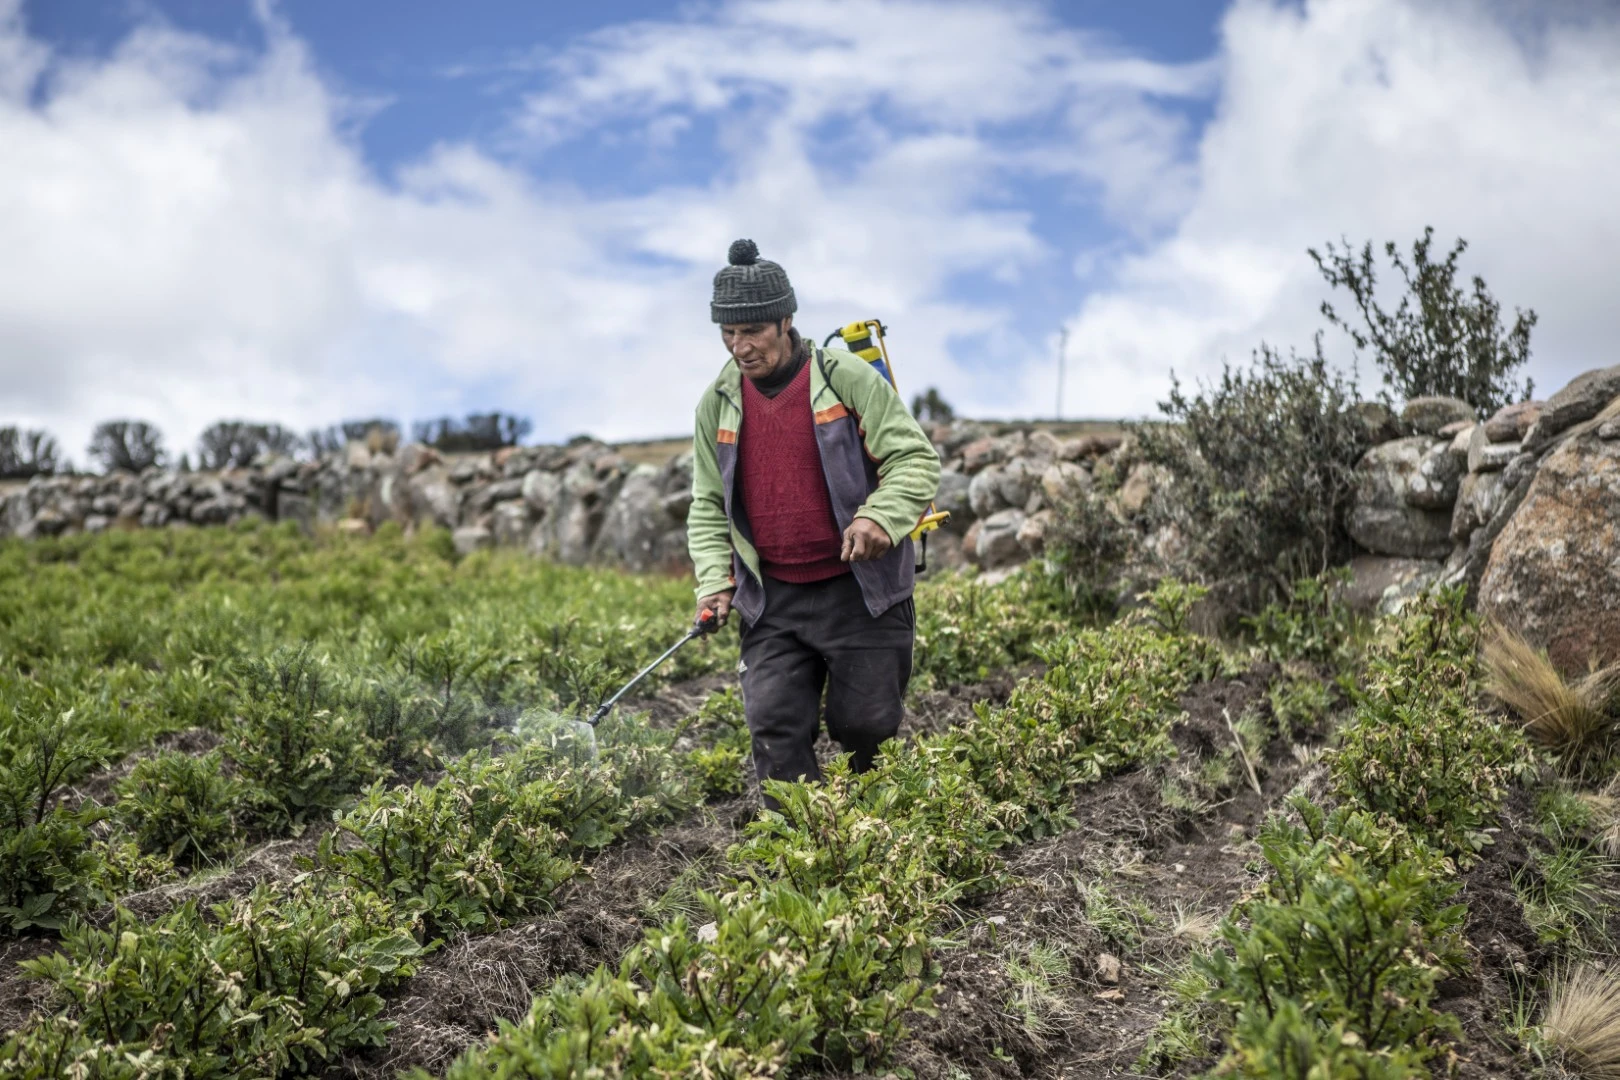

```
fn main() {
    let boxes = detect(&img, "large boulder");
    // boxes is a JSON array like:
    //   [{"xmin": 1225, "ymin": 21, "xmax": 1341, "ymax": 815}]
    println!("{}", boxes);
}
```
[
  {"xmin": 594, "ymin": 465, "xmax": 668, "ymax": 569},
  {"xmin": 1353, "ymin": 401, "xmax": 1405, "ymax": 444},
  {"xmin": 1478, "ymin": 431, "xmax": 1620, "ymax": 674},
  {"xmin": 1523, "ymin": 365, "xmax": 1620, "ymax": 452},
  {"xmin": 968, "ymin": 465, "xmax": 1009, "ymax": 518},
  {"xmin": 1405, "ymin": 438, "xmax": 1465, "ymax": 510},
  {"xmin": 1450, "ymin": 470, "xmax": 1507, "ymax": 543},
  {"xmin": 407, "ymin": 464, "xmax": 462, "ymax": 528},
  {"xmin": 1347, "ymin": 436, "xmax": 1453, "ymax": 558},
  {"xmin": 1401, "ymin": 396, "xmax": 1475, "ymax": 436},
  {"xmin": 933, "ymin": 470, "xmax": 973, "ymax": 528},
  {"xmin": 1466, "ymin": 424, "xmax": 1519, "ymax": 473}
]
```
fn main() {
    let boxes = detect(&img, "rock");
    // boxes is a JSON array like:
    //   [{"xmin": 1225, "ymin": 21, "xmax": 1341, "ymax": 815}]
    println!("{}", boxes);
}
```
[
  {"xmin": 1479, "ymin": 431, "xmax": 1620, "ymax": 674},
  {"xmin": 275, "ymin": 493, "xmax": 312, "ymax": 532},
  {"xmin": 959, "ymin": 437, "xmax": 1002, "ymax": 474},
  {"xmin": 521, "ymin": 469, "xmax": 562, "ymax": 514},
  {"xmin": 139, "ymin": 501, "xmax": 172, "ymax": 529},
  {"xmin": 345, "ymin": 443, "xmax": 372, "ymax": 471},
  {"xmin": 659, "ymin": 490, "xmax": 693, "ymax": 523},
  {"xmin": 1024, "ymin": 430, "xmax": 1064, "ymax": 461},
  {"xmin": 1342, "ymin": 555, "xmax": 1443, "ymax": 616},
  {"xmin": 1502, "ymin": 451, "xmax": 1540, "ymax": 492},
  {"xmin": 1524, "ymin": 367, "xmax": 1620, "ymax": 451},
  {"xmin": 972, "ymin": 509, "xmax": 1027, "ymax": 569},
  {"xmin": 920, "ymin": 528, "xmax": 966, "ymax": 571},
  {"xmin": 1347, "ymin": 437, "xmax": 1453, "ymax": 559},
  {"xmin": 452, "ymin": 524, "xmax": 492, "ymax": 555},
  {"xmin": 1040, "ymin": 461, "xmax": 1092, "ymax": 505},
  {"xmin": 83, "ymin": 514, "xmax": 111, "ymax": 534},
  {"xmin": 1117, "ymin": 462, "xmax": 1162, "ymax": 517},
  {"xmin": 407, "ymin": 465, "xmax": 462, "ymax": 528},
  {"xmin": 492, "ymin": 500, "xmax": 532, "ymax": 546},
  {"xmin": 1467, "ymin": 424, "xmax": 1519, "ymax": 473},
  {"xmin": 1437, "ymin": 419, "xmax": 1473, "ymax": 439},
  {"xmin": 1016, "ymin": 509, "xmax": 1054, "ymax": 555},
  {"xmin": 189, "ymin": 496, "xmax": 237, "ymax": 525},
  {"xmin": 961, "ymin": 520, "xmax": 982, "ymax": 562},
  {"xmin": 337, "ymin": 518, "xmax": 371, "ymax": 538},
  {"xmin": 1405, "ymin": 439, "xmax": 1464, "ymax": 510},
  {"xmin": 1095, "ymin": 953, "xmax": 1123, "ymax": 985},
  {"xmin": 595, "ymin": 465, "xmax": 666, "ymax": 569},
  {"xmin": 1353, "ymin": 401, "xmax": 1405, "ymax": 444},
  {"xmin": 1601, "ymin": 419, "xmax": 1620, "ymax": 441},
  {"xmin": 1063, "ymin": 433, "xmax": 1125, "ymax": 461},
  {"xmin": 1451, "ymin": 470, "xmax": 1507, "ymax": 543},
  {"xmin": 397, "ymin": 442, "xmax": 442, "ymax": 476},
  {"xmin": 1484, "ymin": 400, "xmax": 1543, "ymax": 443},
  {"xmin": 968, "ymin": 466, "xmax": 1010, "ymax": 518},
  {"xmin": 1401, "ymin": 396, "xmax": 1475, "ymax": 436},
  {"xmin": 934, "ymin": 470, "xmax": 973, "ymax": 526}
]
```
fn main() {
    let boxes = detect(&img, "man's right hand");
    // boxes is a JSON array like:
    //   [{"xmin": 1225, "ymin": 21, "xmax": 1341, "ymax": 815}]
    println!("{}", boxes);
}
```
[{"xmin": 697, "ymin": 590, "xmax": 735, "ymax": 628}]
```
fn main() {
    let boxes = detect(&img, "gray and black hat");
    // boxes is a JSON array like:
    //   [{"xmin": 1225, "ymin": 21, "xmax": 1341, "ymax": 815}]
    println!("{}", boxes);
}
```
[{"xmin": 710, "ymin": 239, "xmax": 797, "ymax": 324}]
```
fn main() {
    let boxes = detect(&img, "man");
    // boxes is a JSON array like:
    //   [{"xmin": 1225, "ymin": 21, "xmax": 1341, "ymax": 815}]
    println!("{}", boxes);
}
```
[{"xmin": 689, "ymin": 238, "xmax": 941, "ymax": 797}]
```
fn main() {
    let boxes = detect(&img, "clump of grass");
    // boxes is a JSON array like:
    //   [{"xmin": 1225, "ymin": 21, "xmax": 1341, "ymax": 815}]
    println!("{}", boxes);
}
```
[
  {"xmin": 1483, "ymin": 622, "xmax": 1620, "ymax": 777},
  {"xmin": 1513, "ymin": 839, "xmax": 1615, "ymax": 950},
  {"xmin": 1002, "ymin": 940, "xmax": 1077, "ymax": 1035},
  {"xmin": 1542, "ymin": 965, "xmax": 1620, "ymax": 1079}
]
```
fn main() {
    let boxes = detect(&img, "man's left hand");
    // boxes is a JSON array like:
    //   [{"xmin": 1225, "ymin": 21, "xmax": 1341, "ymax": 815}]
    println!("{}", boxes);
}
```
[{"xmin": 841, "ymin": 518, "xmax": 893, "ymax": 562}]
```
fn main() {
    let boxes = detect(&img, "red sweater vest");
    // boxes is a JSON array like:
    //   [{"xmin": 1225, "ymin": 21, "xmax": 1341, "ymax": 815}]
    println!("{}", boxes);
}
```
[{"xmin": 738, "ymin": 363, "xmax": 849, "ymax": 583}]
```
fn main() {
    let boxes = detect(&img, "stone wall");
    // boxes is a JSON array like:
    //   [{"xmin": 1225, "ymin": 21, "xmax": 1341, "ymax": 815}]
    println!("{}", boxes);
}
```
[{"xmin": 0, "ymin": 423, "xmax": 1124, "ymax": 574}]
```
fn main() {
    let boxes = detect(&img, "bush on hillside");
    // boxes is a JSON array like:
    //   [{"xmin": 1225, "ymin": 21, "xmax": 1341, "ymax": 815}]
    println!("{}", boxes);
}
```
[
  {"xmin": 1131, "ymin": 341, "xmax": 1370, "ymax": 611},
  {"xmin": 0, "ymin": 428, "xmax": 60, "ymax": 479},
  {"xmin": 196, "ymin": 421, "xmax": 303, "ymax": 469},
  {"xmin": 910, "ymin": 387, "xmax": 955, "ymax": 423},
  {"xmin": 411, "ymin": 412, "xmax": 531, "ymax": 453},
  {"xmin": 87, "ymin": 419, "xmax": 166, "ymax": 473},
  {"xmin": 1311, "ymin": 226, "xmax": 1535, "ymax": 413},
  {"xmin": 306, "ymin": 418, "xmax": 401, "ymax": 458}
]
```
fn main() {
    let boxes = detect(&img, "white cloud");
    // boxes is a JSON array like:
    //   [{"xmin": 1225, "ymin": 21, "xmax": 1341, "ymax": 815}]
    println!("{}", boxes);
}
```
[
  {"xmin": 1050, "ymin": 0, "xmax": 1620, "ymax": 420},
  {"xmin": 0, "ymin": 0, "xmax": 1206, "ymax": 460},
  {"xmin": 2, "ymin": 0, "xmax": 1616, "ymax": 466}
]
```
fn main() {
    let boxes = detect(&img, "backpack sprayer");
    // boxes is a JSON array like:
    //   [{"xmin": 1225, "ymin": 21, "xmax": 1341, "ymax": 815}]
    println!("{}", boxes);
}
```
[{"xmin": 822, "ymin": 319, "xmax": 951, "ymax": 571}]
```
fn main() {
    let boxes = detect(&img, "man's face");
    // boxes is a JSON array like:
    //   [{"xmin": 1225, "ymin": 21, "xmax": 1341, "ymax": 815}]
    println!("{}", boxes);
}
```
[{"xmin": 721, "ymin": 318, "xmax": 792, "ymax": 380}]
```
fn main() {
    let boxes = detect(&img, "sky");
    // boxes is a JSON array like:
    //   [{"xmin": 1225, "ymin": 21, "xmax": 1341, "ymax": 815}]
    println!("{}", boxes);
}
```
[{"xmin": 4, "ymin": 0, "xmax": 1620, "ymax": 462}]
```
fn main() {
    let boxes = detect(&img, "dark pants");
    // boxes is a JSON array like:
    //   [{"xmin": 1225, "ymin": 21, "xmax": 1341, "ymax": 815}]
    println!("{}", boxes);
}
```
[{"xmin": 739, "ymin": 573, "xmax": 914, "ymax": 797}]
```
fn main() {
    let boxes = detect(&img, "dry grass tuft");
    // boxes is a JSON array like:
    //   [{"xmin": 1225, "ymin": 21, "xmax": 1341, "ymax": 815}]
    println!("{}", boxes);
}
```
[
  {"xmin": 1169, "ymin": 904, "xmax": 1220, "ymax": 945},
  {"xmin": 1483, "ymin": 623, "xmax": 1620, "ymax": 774},
  {"xmin": 1543, "ymin": 965, "xmax": 1620, "ymax": 1079}
]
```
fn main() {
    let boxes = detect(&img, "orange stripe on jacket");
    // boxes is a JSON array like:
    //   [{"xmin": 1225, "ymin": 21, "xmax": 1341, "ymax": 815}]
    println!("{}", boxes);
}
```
[
  {"xmin": 813, "ymin": 403, "xmax": 848, "ymax": 424},
  {"xmin": 717, "ymin": 428, "xmax": 737, "ymax": 444}
]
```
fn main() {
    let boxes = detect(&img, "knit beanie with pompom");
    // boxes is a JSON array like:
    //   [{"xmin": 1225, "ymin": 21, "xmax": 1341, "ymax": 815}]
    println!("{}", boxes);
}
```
[{"xmin": 711, "ymin": 239, "xmax": 797, "ymax": 324}]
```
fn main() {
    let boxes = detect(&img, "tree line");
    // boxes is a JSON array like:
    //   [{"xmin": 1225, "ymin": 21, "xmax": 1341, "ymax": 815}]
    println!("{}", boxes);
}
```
[{"xmin": 0, "ymin": 412, "xmax": 534, "ymax": 479}]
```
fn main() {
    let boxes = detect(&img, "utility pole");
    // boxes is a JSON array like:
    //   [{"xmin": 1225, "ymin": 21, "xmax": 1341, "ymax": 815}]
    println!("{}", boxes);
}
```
[{"xmin": 1055, "ymin": 327, "xmax": 1068, "ymax": 421}]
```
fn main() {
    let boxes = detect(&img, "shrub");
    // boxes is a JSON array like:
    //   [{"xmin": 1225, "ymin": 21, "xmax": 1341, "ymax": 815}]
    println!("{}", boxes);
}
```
[
  {"xmin": 86, "ymin": 419, "xmax": 166, "ymax": 473},
  {"xmin": 225, "ymin": 647, "xmax": 381, "ymax": 830},
  {"xmin": 411, "ymin": 412, "xmax": 531, "ymax": 453},
  {"xmin": 910, "ymin": 386, "xmax": 955, "ymax": 422},
  {"xmin": 1311, "ymin": 226, "xmax": 1535, "ymax": 414},
  {"xmin": 195, "ymin": 420, "xmax": 303, "ymax": 469},
  {"xmin": 1198, "ymin": 804, "xmax": 1465, "ymax": 1067},
  {"xmin": 1133, "ymin": 343, "xmax": 1369, "ymax": 609},
  {"xmin": 0, "ymin": 712, "xmax": 110, "ymax": 932},
  {"xmin": 1044, "ymin": 485, "xmax": 1138, "ymax": 617},
  {"xmin": 910, "ymin": 569, "xmax": 1066, "ymax": 689},
  {"xmin": 115, "ymin": 749, "xmax": 249, "ymax": 866},
  {"xmin": 673, "ymin": 687, "xmax": 752, "ymax": 798},
  {"xmin": 0, "ymin": 427, "xmax": 60, "ymax": 479},
  {"xmin": 1243, "ymin": 569, "xmax": 1359, "ymax": 669}
]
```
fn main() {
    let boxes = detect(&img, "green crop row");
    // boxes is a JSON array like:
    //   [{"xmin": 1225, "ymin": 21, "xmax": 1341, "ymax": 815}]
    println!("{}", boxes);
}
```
[
  {"xmin": 0, "ymin": 697, "xmax": 750, "ymax": 1079},
  {"xmin": 430, "ymin": 581, "xmax": 1225, "ymax": 1079},
  {"xmin": 1175, "ymin": 589, "xmax": 1534, "ymax": 1078}
]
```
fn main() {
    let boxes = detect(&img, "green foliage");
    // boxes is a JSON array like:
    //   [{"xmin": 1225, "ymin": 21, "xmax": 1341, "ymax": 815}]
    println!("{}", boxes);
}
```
[
  {"xmin": 114, "ymin": 749, "xmax": 250, "ymax": 865},
  {"xmin": 225, "ymin": 647, "xmax": 382, "ymax": 830},
  {"xmin": 1215, "ymin": 999, "xmax": 1433, "ymax": 1079},
  {"xmin": 1311, "ymin": 226, "xmax": 1535, "ymax": 413},
  {"xmin": 1199, "ymin": 804, "xmax": 1465, "ymax": 1066},
  {"xmin": 1044, "ymin": 484, "xmax": 1139, "ymax": 617},
  {"xmin": 1134, "ymin": 344, "xmax": 1370, "ymax": 607},
  {"xmin": 910, "ymin": 569, "xmax": 1067, "ymax": 689},
  {"xmin": 673, "ymin": 687, "xmax": 752, "ymax": 799},
  {"xmin": 1, "ymin": 883, "xmax": 423, "ymax": 1079},
  {"xmin": 0, "ymin": 711, "xmax": 111, "ymax": 932},
  {"xmin": 1268, "ymin": 676, "xmax": 1337, "ymax": 739},
  {"xmin": 1327, "ymin": 591, "xmax": 1533, "ymax": 856},
  {"xmin": 1244, "ymin": 569, "xmax": 1359, "ymax": 668}
]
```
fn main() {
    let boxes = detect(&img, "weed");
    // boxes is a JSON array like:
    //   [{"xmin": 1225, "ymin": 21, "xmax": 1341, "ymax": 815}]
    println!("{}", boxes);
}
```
[
  {"xmin": 1077, "ymin": 879, "xmax": 1154, "ymax": 949},
  {"xmin": 115, "ymin": 749, "xmax": 250, "ymax": 866},
  {"xmin": 1484, "ymin": 622, "xmax": 1620, "ymax": 779},
  {"xmin": 1542, "ymin": 964, "xmax": 1620, "ymax": 1080},
  {"xmin": 1003, "ymin": 940, "xmax": 1077, "ymax": 1035}
]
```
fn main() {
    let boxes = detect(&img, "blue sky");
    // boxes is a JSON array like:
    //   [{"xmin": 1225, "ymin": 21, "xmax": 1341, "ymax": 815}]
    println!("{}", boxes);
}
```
[{"xmin": 5, "ymin": 0, "xmax": 1620, "ymax": 456}]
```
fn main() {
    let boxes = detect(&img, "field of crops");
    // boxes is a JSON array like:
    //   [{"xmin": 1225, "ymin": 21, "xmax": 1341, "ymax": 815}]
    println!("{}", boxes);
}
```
[{"xmin": 1, "ymin": 522, "xmax": 1615, "ymax": 1079}]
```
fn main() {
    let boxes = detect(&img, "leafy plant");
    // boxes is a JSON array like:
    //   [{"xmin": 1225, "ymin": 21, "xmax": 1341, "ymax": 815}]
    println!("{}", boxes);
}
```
[
  {"xmin": 1133, "ymin": 344, "xmax": 1370, "ymax": 609},
  {"xmin": 1244, "ymin": 569, "xmax": 1359, "ymax": 669},
  {"xmin": 1311, "ymin": 226, "xmax": 1535, "ymax": 413},
  {"xmin": 1044, "ymin": 485, "xmax": 1139, "ymax": 617},
  {"xmin": 114, "ymin": 749, "xmax": 249, "ymax": 866}
]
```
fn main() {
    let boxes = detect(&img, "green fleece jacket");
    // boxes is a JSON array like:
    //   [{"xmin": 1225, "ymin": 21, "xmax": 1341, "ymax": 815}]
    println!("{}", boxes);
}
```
[{"xmin": 689, "ymin": 345, "xmax": 941, "ymax": 621}]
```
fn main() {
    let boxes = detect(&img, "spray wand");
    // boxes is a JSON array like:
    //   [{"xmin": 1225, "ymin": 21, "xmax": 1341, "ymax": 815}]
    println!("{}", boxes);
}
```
[{"xmin": 584, "ymin": 608, "xmax": 720, "ymax": 727}]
